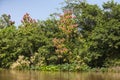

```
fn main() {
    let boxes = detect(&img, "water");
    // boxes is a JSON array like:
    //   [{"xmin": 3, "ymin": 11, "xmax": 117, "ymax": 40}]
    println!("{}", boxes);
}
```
[{"xmin": 0, "ymin": 70, "xmax": 120, "ymax": 80}]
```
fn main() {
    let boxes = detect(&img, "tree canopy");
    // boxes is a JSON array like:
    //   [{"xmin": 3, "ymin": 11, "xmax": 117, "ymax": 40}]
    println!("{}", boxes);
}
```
[{"xmin": 0, "ymin": 0, "xmax": 120, "ymax": 71}]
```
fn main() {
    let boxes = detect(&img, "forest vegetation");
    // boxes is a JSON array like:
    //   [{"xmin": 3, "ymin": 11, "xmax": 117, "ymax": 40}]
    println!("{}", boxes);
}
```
[{"xmin": 0, "ymin": 0, "xmax": 120, "ymax": 72}]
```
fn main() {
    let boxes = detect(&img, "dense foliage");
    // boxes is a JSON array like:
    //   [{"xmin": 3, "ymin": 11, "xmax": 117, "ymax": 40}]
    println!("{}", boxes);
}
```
[{"xmin": 0, "ymin": 0, "xmax": 120, "ymax": 71}]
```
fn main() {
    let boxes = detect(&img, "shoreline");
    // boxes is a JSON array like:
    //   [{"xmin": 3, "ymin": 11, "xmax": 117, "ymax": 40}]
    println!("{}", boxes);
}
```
[{"xmin": 1, "ymin": 66, "xmax": 120, "ymax": 73}]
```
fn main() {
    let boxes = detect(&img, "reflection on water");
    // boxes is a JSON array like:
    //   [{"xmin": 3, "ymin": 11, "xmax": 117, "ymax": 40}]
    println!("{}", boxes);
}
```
[{"xmin": 0, "ymin": 70, "xmax": 120, "ymax": 80}]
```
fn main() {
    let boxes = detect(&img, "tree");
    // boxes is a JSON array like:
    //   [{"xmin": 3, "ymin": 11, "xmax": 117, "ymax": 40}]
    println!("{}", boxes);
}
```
[
  {"xmin": 63, "ymin": 0, "xmax": 120, "ymax": 67},
  {"xmin": 52, "ymin": 10, "xmax": 80, "ymax": 64},
  {"xmin": 0, "ymin": 26, "xmax": 17, "ymax": 68},
  {"xmin": 0, "ymin": 14, "xmax": 14, "ymax": 29},
  {"xmin": 21, "ymin": 13, "xmax": 37, "ymax": 28}
]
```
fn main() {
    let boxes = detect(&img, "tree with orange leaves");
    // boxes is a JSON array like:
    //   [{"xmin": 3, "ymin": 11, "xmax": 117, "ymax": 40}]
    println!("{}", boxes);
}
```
[{"xmin": 53, "ymin": 10, "xmax": 78, "ymax": 64}]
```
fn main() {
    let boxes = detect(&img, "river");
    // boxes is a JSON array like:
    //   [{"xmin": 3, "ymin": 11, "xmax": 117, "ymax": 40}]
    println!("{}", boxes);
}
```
[{"xmin": 0, "ymin": 70, "xmax": 120, "ymax": 80}]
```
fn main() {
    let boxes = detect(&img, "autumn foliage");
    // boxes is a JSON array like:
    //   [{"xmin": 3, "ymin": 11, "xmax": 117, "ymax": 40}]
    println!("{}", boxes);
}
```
[{"xmin": 58, "ymin": 10, "xmax": 78, "ymax": 36}]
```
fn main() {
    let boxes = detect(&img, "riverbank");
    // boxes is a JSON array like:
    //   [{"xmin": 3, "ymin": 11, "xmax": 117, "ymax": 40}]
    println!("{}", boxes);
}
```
[
  {"xmin": 5, "ymin": 65, "xmax": 120, "ymax": 73},
  {"xmin": 37, "ymin": 66, "xmax": 120, "ymax": 73}
]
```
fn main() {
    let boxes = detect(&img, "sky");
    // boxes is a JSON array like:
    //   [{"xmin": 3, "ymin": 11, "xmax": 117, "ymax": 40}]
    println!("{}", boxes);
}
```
[{"xmin": 0, "ymin": 0, "xmax": 120, "ymax": 26}]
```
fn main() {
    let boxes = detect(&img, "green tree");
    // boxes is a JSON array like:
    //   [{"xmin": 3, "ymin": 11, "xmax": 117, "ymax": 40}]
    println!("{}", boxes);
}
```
[
  {"xmin": 0, "ymin": 26, "xmax": 17, "ymax": 68},
  {"xmin": 63, "ymin": 0, "xmax": 120, "ymax": 67}
]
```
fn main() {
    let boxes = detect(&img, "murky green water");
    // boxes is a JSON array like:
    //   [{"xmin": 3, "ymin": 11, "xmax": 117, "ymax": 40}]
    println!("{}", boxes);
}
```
[{"xmin": 0, "ymin": 70, "xmax": 120, "ymax": 80}]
